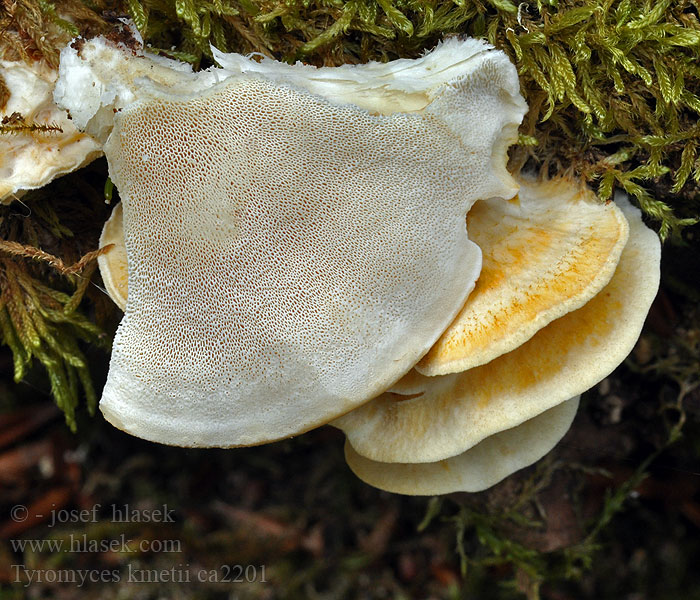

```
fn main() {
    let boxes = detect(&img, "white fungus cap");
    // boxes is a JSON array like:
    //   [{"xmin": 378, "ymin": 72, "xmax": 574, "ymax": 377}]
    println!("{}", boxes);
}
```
[
  {"xmin": 345, "ymin": 396, "xmax": 580, "ymax": 496},
  {"xmin": 59, "ymin": 36, "xmax": 527, "ymax": 447},
  {"xmin": 0, "ymin": 58, "xmax": 102, "ymax": 203}
]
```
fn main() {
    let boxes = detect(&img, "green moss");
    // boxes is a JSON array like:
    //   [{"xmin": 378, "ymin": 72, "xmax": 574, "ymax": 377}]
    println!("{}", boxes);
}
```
[
  {"xmin": 0, "ymin": 168, "xmax": 114, "ymax": 431},
  {"xmin": 3, "ymin": 0, "xmax": 699, "ymax": 235},
  {"xmin": 413, "ymin": 416, "xmax": 686, "ymax": 600},
  {"xmin": 0, "ymin": 0, "xmax": 109, "ymax": 68}
]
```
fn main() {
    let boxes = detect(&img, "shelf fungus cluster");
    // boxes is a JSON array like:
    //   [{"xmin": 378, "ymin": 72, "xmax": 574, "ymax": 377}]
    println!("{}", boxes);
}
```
[{"xmin": 53, "ymin": 35, "xmax": 660, "ymax": 495}]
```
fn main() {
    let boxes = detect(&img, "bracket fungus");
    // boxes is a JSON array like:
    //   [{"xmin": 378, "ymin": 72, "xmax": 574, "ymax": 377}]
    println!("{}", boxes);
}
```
[
  {"xmin": 344, "ymin": 396, "xmax": 580, "ymax": 496},
  {"xmin": 0, "ymin": 57, "xmax": 101, "ymax": 203},
  {"xmin": 57, "ymin": 33, "xmax": 661, "ymax": 496},
  {"xmin": 57, "ymin": 35, "xmax": 527, "ymax": 448},
  {"xmin": 335, "ymin": 181, "xmax": 660, "ymax": 494}
]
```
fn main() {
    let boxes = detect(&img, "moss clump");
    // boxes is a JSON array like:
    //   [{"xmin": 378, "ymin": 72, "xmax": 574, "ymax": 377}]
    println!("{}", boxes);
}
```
[
  {"xmin": 8, "ymin": 1, "xmax": 695, "ymax": 239},
  {"xmin": 0, "ymin": 0, "xmax": 108, "ymax": 68},
  {"xmin": 0, "ymin": 167, "xmax": 114, "ymax": 431},
  {"xmin": 0, "ymin": 3, "xmax": 699, "ymax": 597}
]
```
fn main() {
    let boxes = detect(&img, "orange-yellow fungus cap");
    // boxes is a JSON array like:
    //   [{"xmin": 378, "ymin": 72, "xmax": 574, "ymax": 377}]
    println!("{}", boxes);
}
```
[{"xmin": 417, "ymin": 175, "xmax": 629, "ymax": 376}]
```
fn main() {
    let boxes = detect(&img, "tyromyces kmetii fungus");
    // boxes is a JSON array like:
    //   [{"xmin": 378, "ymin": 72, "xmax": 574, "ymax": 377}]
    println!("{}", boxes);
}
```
[
  {"xmin": 336, "ymin": 184, "xmax": 660, "ymax": 494},
  {"xmin": 15, "ymin": 32, "xmax": 660, "ymax": 495}
]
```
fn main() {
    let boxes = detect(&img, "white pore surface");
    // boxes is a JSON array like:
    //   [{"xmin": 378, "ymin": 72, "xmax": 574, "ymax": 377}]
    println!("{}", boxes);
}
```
[
  {"xmin": 94, "ymin": 38, "xmax": 527, "ymax": 446},
  {"xmin": 56, "ymin": 36, "xmax": 526, "ymax": 446},
  {"xmin": 0, "ymin": 59, "xmax": 101, "ymax": 202}
]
